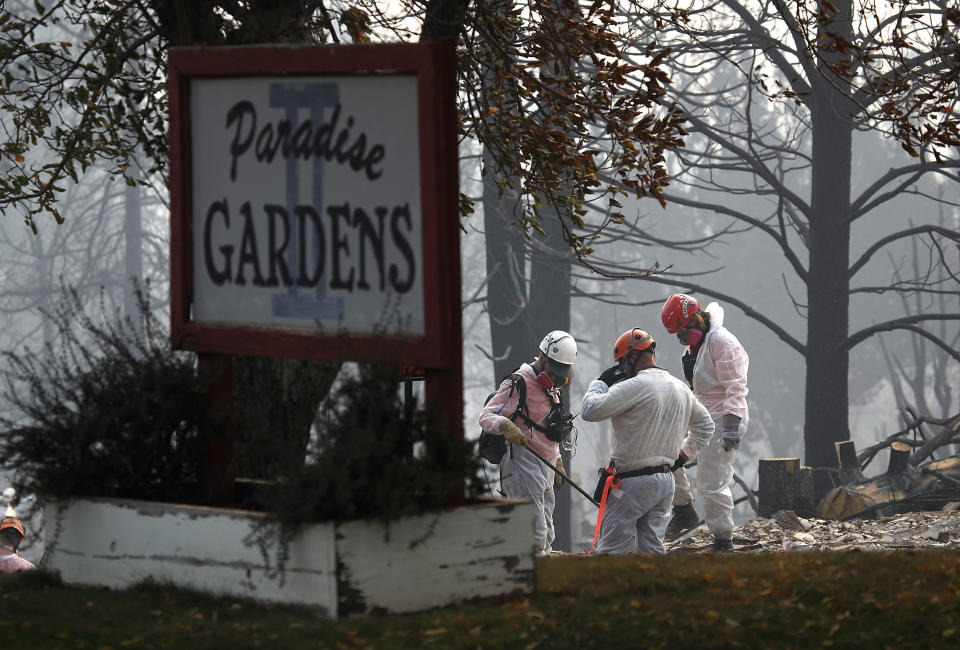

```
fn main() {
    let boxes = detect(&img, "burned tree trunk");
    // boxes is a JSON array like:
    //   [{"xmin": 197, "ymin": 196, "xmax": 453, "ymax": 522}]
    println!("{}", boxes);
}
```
[
  {"xmin": 887, "ymin": 441, "xmax": 912, "ymax": 476},
  {"xmin": 758, "ymin": 458, "xmax": 815, "ymax": 517},
  {"xmin": 835, "ymin": 440, "xmax": 864, "ymax": 485}
]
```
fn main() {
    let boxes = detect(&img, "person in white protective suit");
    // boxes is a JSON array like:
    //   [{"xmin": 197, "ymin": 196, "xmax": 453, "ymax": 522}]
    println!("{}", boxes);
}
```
[
  {"xmin": 478, "ymin": 330, "xmax": 578, "ymax": 556},
  {"xmin": 661, "ymin": 294, "xmax": 750, "ymax": 552},
  {"xmin": 580, "ymin": 328, "xmax": 714, "ymax": 555},
  {"xmin": 0, "ymin": 517, "xmax": 36, "ymax": 573}
]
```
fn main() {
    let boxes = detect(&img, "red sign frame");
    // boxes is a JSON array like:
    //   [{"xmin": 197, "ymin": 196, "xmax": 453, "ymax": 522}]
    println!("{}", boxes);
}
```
[{"xmin": 168, "ymin": 42, "xmax": 461, "ymax": 371}]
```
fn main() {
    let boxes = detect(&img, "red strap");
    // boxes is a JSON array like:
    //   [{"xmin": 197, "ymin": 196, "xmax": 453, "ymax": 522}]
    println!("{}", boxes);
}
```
[{"xmin": 588, "ymin": 467, "xmax": 620, "ymax": 555}]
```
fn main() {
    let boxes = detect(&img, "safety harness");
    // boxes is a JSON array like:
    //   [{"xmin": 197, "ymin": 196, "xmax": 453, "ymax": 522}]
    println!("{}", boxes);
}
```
[
  {"xmin": 588, "ymin": 463, "xmax": 673, "ymax": 554},
  {"xmin": 478, "ymin": 372, "xmax": 570, "ymax": 464}
]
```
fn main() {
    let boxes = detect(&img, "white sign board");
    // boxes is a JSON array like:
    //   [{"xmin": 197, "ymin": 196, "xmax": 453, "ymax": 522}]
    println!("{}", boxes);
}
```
[{"xmin": 189, "ymin": 76, "xmax": 424, "ymax": 336}]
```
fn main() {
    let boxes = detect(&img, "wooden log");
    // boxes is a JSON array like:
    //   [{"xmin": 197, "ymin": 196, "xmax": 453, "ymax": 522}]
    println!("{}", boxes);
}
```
[
  {"xmin": 856, "ymin": 482, "xmax": 905, "ymax": 511},
  {"xmin": 911, "ymin": 457, "xmax": 960, "ymax": 494},
  {"xmin": 816, "ymin": 485, "xmax": 879, "ymax": 520},
  {"xmin": 794, "ymin": 465, "xmax": 815, "ymax": 516},
  {"xmin": 836, "ymin": 440, "xmax": 859, "ymax": 470},
  {"xmin": 758, "ymin": 458, "xmax": 815, "ymax": 517},
  {"xmin": 817, "ymin": 455, "xmax": 960, "ymax": 520},
  {"xmin": 835, "ymin": 440, "xmax": 864, "ymax": 484},
  {"xmin": 759, "ymin": 458, "xmax": 797, "ymax": 516},
  {"xmin": 817, "ymin": 476, "xmax": 907, "ymax": 521},
  {"xmin": 887, "ymin": 441, "xmax": 912, "ymax": 475}
]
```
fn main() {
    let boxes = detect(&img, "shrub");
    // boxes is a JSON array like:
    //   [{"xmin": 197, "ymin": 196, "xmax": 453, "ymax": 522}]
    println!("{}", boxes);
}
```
[
  {"xmin": 1, "ymin": 284, "xmax": 485, "ymax": 575},
  {"xmin": 248, "ymin": 361, "xmax": 486, "ymax": 574},
  {"xmin": 263, "ymin": 361, "xmax": 484, "ymax": 524},
  {"xmin": 0, "ymin": 285, "xmax": 212, "ymax": 505}
]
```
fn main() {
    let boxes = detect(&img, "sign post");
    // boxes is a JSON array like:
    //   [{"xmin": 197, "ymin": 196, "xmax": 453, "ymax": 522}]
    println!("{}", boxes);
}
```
[{"xmin": 168, "ymin": 43, "xmax": 462, "ymax": 502}]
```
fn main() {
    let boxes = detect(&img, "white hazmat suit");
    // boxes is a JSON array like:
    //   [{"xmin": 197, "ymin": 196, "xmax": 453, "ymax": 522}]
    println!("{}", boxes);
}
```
[
  {"xmin": 581, "ymin": 367, "xmax": 714, "ymax": 554},
  {"xmin": 673, "ymin": 302, "xmax": 750, "ymax": 539},
  {"xmin": 479, "ymin": 363, "xmax": 563, "ymax": 556}
]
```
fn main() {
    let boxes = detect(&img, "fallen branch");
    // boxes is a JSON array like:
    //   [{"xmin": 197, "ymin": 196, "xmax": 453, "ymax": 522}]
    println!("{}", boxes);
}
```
[
  {"xmin": 857, "ymin": 412, "xmax": 960, "ymax": 472},
  {"xmin": 911, "ymin": 414, "xmax": 960, "ymax": 465},
  {"xmin": 921, "ymin": 466, "xmax": 960, "ymax": 488},
  {"xmin": 733, "ymin": 472, "xmax": 759, "ymax": 515},
  {"xmin": 857, "ymin": 435, "xmax": 921, "ymax": 472}
]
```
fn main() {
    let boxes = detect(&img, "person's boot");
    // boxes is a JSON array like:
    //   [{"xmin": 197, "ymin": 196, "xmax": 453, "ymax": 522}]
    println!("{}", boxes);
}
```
[
  {"xmin": 665, "ymin": 503, "xmax": 700, "ymax": 541},
  {"xmin": 712, "ymin": 535, "xmax": 734, "ymax": 552}
]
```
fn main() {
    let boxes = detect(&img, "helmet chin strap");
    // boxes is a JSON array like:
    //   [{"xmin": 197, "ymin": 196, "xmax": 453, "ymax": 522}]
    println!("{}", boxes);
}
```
[{"xmin": 620, "ymin": 355, "xmax": 639, "ymax": 378}]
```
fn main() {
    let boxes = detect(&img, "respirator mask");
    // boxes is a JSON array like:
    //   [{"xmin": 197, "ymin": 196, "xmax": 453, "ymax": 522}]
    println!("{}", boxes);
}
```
[
  {"xmin": 678, "ymin": 327, "xmax": 704, "ymax": 347},
  {"xmin": 537, "ymin": 372, "xmax": 571, "ymax": 391}
]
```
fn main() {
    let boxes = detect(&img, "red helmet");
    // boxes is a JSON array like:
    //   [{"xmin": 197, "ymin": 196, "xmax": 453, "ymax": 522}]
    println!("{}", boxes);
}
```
[
  {"xmin": 613, "ymin": 328, "xmax": 655, "ymax": 360},
  {"xmin": 0, "ymin": 516, "xmax": 25, "ymax": 544},
  {"xmin": 661, "ymin": 294, "xmax": 700, "ymax": 334}
]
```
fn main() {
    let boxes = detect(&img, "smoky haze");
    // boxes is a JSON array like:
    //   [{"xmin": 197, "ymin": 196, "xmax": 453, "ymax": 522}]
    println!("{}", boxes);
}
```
[{"xmin": 461, "ymin": 112, "xmax": 958, "ymax": 553}]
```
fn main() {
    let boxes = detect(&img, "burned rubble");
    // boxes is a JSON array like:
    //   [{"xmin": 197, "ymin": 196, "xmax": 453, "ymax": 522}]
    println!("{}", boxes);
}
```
[
  {"xmin": 665, "ymin": 432, "xmax": 960, "ymax": 554},
  {"xmin": 668, "ymin": 507, "xmax": 960, "ymax": 553}
]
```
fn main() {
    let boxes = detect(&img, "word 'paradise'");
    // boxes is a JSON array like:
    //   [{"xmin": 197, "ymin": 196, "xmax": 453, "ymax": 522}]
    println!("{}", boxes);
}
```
[{"xmin": 226, "ymin": 101, "xmax": 385, "ymax": 182}]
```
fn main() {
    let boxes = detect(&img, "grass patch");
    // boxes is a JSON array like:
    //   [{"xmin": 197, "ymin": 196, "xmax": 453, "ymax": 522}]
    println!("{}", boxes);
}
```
[{"xmin": 3, "ymin": 550, "xmax": 959, "ymax": 648}]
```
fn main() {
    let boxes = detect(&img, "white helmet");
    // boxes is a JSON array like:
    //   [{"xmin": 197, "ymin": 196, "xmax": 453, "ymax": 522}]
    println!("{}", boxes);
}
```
[{"xmin": 539, "ymin": 330, "xmax": 578, "ymax": 377}]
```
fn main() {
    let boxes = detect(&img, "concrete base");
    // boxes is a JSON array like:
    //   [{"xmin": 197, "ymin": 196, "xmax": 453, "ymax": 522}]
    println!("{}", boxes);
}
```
[{"xmin": 43, "ymin": 496, "xmax": 535, "ymax": 617}]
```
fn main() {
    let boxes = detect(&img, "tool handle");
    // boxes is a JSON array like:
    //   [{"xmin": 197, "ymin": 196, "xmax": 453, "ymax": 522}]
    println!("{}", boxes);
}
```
[{"xmin": 524, "ymin": 446, "xmax": 600, "ymax": 507}]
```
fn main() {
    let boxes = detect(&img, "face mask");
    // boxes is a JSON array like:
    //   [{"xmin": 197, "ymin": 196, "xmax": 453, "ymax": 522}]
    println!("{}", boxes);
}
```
[
  {"xmin": 537, "ymin": 372, "xmax": 570, "ymax": 391},
  {"xmin": 685, "ymin": 328, "xmax": 704, "ymax": 347},
  {"xmin": 536, "ymin": 372, "xmax": 554, "ymax": 391}
]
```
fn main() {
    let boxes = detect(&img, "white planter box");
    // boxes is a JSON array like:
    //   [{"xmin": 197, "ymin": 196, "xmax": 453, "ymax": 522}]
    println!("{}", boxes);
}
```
[{"xmin": 43, "ymin": 497, "xmax": 535, "ymax": 617}]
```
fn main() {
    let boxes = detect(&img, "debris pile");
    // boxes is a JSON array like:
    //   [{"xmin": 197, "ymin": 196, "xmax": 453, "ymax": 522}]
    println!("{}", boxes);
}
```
[
  {"xmin": 668, "ymin": 507, "xmax": 960, "ymax": 553},
  {"xmin": 817, "ymin": 449, "xmax": 960, "ymax": 520}
]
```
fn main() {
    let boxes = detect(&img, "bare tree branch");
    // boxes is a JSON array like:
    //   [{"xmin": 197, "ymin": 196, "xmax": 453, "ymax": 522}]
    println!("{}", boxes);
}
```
[{"xmin": 845, "ymin": 317, "xmax": 960, "ymax": 359}]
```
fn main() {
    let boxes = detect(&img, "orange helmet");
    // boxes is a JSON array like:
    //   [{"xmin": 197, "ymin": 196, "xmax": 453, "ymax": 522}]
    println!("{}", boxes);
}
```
[
  {"xmin": 661, "ymin": 294, "xmax": 700, "ymax": 334},
  {"xmin": 613, "ymin": 328, "xmax": 655, "ymax": 360},
  {"xmin": 0, "ymin": 516, "xmax": 25, "ymax": 544}
]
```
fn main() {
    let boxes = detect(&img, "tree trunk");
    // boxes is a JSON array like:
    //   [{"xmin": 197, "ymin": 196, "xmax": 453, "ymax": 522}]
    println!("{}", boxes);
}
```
[
  {"xmin": 232, "ymin": 357, "xmax": 341, "ymax": 479},
  {"xmin": 529, "ymin": 214, "xmax": 573, "ymax": 550},
  {"xmin": 758, "ymin": 457, "xmax": 815, "ymax": 517},
  {"xmin": 525, "ymin": 0, "xmax": 579, "ymax": 551},
  {"xmin": 124, "ymin": 180, "xmax": 142, "ymax": 334},
  {"xmin": 803, "ymin": 0, "xmax": 855, "ymax": 500},
  {"xmin": 478, "ymin": 0, "xmax": 532, "ymax": 381},
  {"xmin": 887, "ymin": 441, "xmax": 912, "ymax": 476},
  {"xmin": 835, "ymin": 440, "xmax": 864, "ymax": 484},
  {"xmin": 482, "ymin": 152, "xmax": 534, "ymax": 379},
  {"xmin": 421, "ymin": 0, "xmax": 470, "ymax": 38}
]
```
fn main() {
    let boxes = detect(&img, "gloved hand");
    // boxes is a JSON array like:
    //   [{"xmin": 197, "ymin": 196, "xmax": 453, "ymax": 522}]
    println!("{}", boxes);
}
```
[
  {"xmin": 499, "ymin": 419, "xmax": 528, "ymax": 446},
  {"xmin": 554, "ymin": 457, "xmax": 565, "ymax": 487},
  {"xmin": 722, "ymin": 432, "xmax": 740, "ymax": 451},
  {"xmin": 597, "ymin": 364, "xmax": 624, "ymax": 387},
  {"xmin": 722, "ymin": 414, "xmax": 741, "ymax": 451}
]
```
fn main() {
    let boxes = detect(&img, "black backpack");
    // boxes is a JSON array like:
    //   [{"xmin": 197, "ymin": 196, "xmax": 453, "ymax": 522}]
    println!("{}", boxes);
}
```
[
  {"xmin": 478, "ymin": 373, "xmax": 525, "ymax": 464},
  {"xmin": 478, "ymin": 372, "xmax": 569, "ymax": 464}
]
